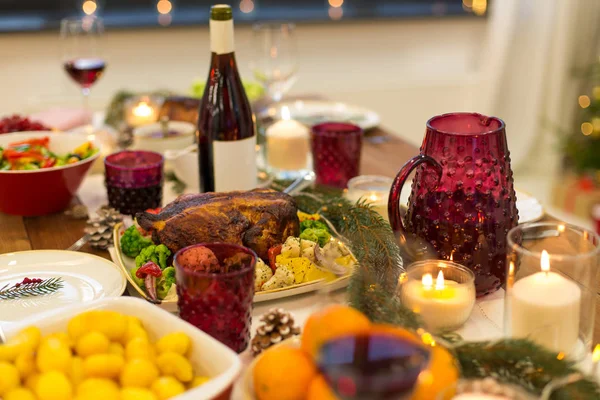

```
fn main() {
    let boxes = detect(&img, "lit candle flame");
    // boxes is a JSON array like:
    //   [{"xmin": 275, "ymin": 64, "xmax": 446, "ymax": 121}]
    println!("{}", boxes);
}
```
[
  {"xmin": 593, "ymin": 344, "xmax": 600, "ymax": 363},
  {"xmin": 134, "ymin": 102, "xmax": 154, "ymax": 118},
  {"xmin": 281, "ymin": 106, "xmax": 291, "ymax": 121},
  {"xmin": 557, "ymin": 224, "xmax": 565, "ymax": 234},
  {"xmin": 422, "ymin": 273, "xmax": 433, "ymax": 290},
  {"xmin": 368, "ymin": 193, "xmax": 380, "ymax": 202},
  {"xmin": 509, "ymin": 261, "xmax": 515, "ymax": 275},
  {"xmin": 435, "ymin": 270, "xmax": 445, "ymax": 290},
  {"xmin": 449, "ymin": 252, "xmax": 453, "ymax": 261},
  {"xmin": 541, "ymin": 250, "xmax": 550, "ymax": 273}
]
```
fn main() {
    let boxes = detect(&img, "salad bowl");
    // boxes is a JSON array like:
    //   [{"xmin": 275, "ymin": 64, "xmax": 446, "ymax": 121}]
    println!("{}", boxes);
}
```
[{"xmin": 0, "ymin": 131, "xmax": 99, "ymax": 216}]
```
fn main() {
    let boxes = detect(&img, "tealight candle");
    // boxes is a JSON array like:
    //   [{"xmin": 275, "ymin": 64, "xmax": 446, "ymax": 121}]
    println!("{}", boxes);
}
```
[
  {"xmin": 400, "ymin": 261, "xmax": 475, "ymax": 332},
  {"xmin": 346, "ymin": 175, "xmax": 393, "ymax": 222},
  {"xmin": 126, "ymin": 96, "xmax": 159, "ymax": 128},
  {"xmin": 265, "ymin": 106, "xmax": 310, "ymax": 176},
  {"xmin": 509, "ymin": 250, "xmax": 581, "ymax": 353}
]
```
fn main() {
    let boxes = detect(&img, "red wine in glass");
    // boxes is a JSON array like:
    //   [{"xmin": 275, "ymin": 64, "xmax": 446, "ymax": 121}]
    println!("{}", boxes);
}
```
[
  {"xmin": 63, "ymin": 58, "xmax": 106, "ymax": 88},
  {"xmin": 317, "ymin": 333, "xmax": 431, "ymax": 399}
]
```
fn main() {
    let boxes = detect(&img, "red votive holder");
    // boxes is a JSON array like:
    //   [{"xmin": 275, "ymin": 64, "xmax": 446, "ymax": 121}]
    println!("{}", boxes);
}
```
[
  {"xmin": 104, "ymin": 150, "xmax": 163, "ymax": 217},
  {"xmin": 311, "ymin": 122, "xmax": 363, "ymax": 188},
  {"xmin": 174, "ymin": 243, "xmax": 256, "ymax": 353}
]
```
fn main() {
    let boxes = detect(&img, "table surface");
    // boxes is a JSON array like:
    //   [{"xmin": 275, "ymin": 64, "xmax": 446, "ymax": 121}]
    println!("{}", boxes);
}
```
[{"xmin": 2, "ymin": 126, "xmax": 599, "ymax": 346}]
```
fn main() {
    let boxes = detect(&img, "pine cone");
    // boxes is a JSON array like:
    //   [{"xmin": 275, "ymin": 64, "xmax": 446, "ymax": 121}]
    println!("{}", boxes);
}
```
[
  {"xmin": 251, "ymin": 308, "xmax": 301, "ymax": 356},
  {"xmin": 85, "ymin": 206, "xmax": 123, "ymax": 250}
]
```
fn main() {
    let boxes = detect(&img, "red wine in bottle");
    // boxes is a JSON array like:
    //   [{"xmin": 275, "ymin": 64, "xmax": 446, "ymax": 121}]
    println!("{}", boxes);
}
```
[{"xmin": 197, "ymin": 4, "xmax": 257, "ymax": 193}]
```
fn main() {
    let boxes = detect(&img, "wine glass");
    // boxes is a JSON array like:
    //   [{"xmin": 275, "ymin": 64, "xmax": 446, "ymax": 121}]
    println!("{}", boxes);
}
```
[
  {"xmin": 251, "ymin": 23, "xmax": 298, "ymax": 102},
  {"xmin": 60, "ymin": 17, "xmax": 106, "ymax": 124}
]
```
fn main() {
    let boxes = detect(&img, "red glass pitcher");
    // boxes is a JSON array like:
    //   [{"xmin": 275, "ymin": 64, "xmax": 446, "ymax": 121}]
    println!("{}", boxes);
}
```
[{"xmin": 388, "ymin": 113, "xmax": 518, "ymax": 296}]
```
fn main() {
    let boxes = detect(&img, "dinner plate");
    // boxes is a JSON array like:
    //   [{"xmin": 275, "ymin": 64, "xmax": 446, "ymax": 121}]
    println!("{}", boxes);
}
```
[
  {"xmin": 259, "ymin": 100, "xmax": 381, "ymax": 131},
  {"xmin": 111, "ymin": 223, "xmax": 352, "ymax": 311},
  {"xmin": 0, "ymin": 250, "xmax": 126, "ymax": 323},
  {"xmin": 398, "ymin": 188, "xmax": 544, "ymax": 224}
]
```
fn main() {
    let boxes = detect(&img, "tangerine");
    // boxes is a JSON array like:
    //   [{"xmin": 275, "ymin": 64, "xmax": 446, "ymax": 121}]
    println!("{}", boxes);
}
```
[
  {"xmin": 301, "ymin": 305, "xmax": 371, "ymax": 359},
  {"xmin": 307, "ymin": 375, "xmax": 338, "ymax": 400},
  {"xmin": 253, "ymin": 346, "xmax": 316, "ymax": 400}
]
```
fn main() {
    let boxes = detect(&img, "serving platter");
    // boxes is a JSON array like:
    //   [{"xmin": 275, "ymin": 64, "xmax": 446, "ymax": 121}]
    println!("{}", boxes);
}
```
[
  {"xmin": 111, "ymin": 223, "xmax": 352, "ymax": 311},
  {"xmin": 0, "ymin": 250, "xmax": 126, "ymax": 323}
]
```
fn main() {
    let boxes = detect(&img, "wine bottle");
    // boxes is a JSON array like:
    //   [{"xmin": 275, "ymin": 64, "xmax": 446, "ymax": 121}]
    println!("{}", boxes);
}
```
[{"xmin": 197, "ymin": 4, "xmax": 257, "ymax": 193}]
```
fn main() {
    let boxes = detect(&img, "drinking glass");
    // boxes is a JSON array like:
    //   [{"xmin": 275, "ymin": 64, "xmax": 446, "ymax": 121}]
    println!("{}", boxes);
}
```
[
  {"xmin": 311, "ymin": 122, "xmax": 363, "ymax": 188},
  {"xmin": 60, "ymin": 17, "xmax": 106, "ymax": 121},
  {"xmin": 104, "ymin": 151, "xmax": 163, "ymax": 217},
  {"xmin": 251, "ymin": 23, "xmax": 297, "ymax": 102},
  {"xmin": 174, "ymin": 243, "xmax": 256, "ymax": 353}
]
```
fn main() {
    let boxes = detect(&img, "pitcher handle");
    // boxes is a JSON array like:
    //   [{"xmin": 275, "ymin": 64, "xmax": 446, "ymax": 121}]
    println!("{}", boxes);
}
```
[{"xmin": 388, "ymin": 154, "xmax": 443, "ymax": 234}]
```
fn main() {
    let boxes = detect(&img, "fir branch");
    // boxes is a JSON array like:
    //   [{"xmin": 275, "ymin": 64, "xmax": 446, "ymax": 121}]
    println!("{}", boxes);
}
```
[
  {"xmin": 0, "ymin": 277, "xmax": 64, "ymax": 300},
  {"xmin": 165, "ymin": 171, "xmax": 186, "ymax": 195}
]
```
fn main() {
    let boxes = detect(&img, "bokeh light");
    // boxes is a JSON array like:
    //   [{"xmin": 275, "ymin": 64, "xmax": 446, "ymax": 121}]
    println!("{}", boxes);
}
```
[
  {"xmin": 157, "ymin": 0, "xmax": 172, "ymax": 15},
  {"xmin": 472, "ymin": 0, "xmax": 487, "ymax": 15},
  {"xmin": 82, "ymin": 0, "xmax": 97, "ymax": 15},
  {"xmin": 240, "ymin": 0, "xmax": 254, "ymax": 13},
  {"xmin": 328, "ymin": 6, "xmax": 343, "ymax": 20},
  {"xmin": 578, "ymin": 95, "xmax": 591, "ymax": 108},
  {"xmin": 581, "ymin": 122, "xmax": 593, "ymax": 136},
  {"xmin": 329, "ymin": 0, "xmax": 344, "ymax": 7},
  {"xmin": 158, "ymin": 14, "xmax": 172, "ymax": 26}
]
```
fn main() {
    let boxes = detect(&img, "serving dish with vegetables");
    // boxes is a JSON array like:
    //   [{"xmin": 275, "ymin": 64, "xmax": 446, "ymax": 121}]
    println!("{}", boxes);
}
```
[{"xmin": 112, "ymin": 206, "xmax": 355, "ymax": 310}]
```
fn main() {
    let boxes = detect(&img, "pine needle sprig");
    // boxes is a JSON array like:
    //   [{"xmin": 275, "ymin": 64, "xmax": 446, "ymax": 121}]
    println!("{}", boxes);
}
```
[{"xmin": 0, "ymin": 277, "xmax": 64, "ymax": 300}]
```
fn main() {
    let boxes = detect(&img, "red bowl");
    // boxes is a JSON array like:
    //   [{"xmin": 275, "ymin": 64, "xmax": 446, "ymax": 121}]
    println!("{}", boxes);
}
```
[{"xmin": 0, "ymin": 131, "xmax": 100, "ymax": 216}]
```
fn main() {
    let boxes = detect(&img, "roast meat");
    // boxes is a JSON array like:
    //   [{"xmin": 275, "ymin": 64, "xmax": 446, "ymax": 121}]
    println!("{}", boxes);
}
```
[{"xmin": 136, "ymin": 189, "xmax": 300, "ymax": 261}]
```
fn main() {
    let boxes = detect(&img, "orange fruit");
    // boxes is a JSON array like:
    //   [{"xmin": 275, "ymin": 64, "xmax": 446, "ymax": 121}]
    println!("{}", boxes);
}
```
[
  {"xmin": 253, "ymin": 346, "xmax": 316, "ymax": 400},
  {"xmin": 301, "ymin": 305, "xmax": 371, "ymax": 359},
  {"xmin": 307, "ymin": 375, "xmax": 338, "ymax": 400},
  {"xmin": 411, "ymin": 344, "xmax": 459, "ymax": 400}
]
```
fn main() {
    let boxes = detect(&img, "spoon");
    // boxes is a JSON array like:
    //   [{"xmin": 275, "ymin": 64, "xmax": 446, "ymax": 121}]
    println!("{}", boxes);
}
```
[
  {"xmin": 283, "ymin": 171, "xmax": 316, "ymax": 195},
  {"xmin": 164, "ymin": 144, "xmax": 196, "ymax": 161}
]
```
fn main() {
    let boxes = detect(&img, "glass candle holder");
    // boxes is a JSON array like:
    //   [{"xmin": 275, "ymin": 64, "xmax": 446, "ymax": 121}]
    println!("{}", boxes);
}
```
[
  {"xmin": 505, "ymin": 222, "xmax": 600, "ymax": 359},
  {"xmin": 311, "ymin": 122, "xmax": 362, "ymax": 188},
  {"xmin": 125, "ymin": 95, "xmax": 161, "ymax": 128},
  {"xmin": 174, "ymin": 243, "xmax": 256, "ymax": 353},
  {"xmin": 346, "ymin": 175, "xmax": 393, "ymax": 222},
  {"xmin": 398, "ymin": 260, "xmax": 476, "ymax": 332},
  {"xmin": 104, "ymin": 150, "xmax": 163, "ymax": 217}
]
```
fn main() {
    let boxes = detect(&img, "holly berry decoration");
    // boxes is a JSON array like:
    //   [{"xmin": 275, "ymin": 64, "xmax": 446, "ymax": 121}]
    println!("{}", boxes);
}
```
[
  {"xmin": 0, "ymin": 115, "xmax": 51, "ymax": 134},
  {"xmin": 251, "ymin": 308, "xmax": 301, "ymax": 356}
]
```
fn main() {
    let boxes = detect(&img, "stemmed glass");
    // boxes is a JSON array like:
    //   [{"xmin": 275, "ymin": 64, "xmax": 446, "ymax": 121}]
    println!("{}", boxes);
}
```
[
  {"xmin": 60, "ymin": 17, "xmax": 106, "ymax": 123},
  {"xmin": 251, "ymin": 23, "xmax": 298, "ymax": 102}
]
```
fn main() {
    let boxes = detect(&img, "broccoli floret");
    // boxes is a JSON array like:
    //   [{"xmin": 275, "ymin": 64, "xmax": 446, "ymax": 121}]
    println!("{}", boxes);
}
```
[
  {"xmin": 121, "ymin": 225, "xmax": 153, "ymax": 258},
  {"xmin": 300, "ymin": 219, "xmax": 329, "ymax": 233},
  {"xmin": 156, "ymin": 266, "xmax": 176, "ymax": 299},
  {"xmin": 135, "ymin": 244, "xmax": 171, "ymax": 269},
  {"xmin": 130, "ymin": 266, "xmax": 146, "ymax": 288},
  {"xmin": 300, "ymin": 228, "xmax": 331, "ymax": 247}
]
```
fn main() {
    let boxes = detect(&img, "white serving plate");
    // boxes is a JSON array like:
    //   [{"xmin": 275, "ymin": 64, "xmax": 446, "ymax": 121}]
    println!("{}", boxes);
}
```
[
  {"xmin": 4, "ymin": 297, "xmax": 241, "ymax": 400},
  {"xmin": 0, "ymin": 250, "xmax": 126, "ymax": 324},
  {"xmin": 259, "ymin": 100, "xmax": 381, "ymax": 131},
  {"xmin": 111, "ymin": 223, "xmax": 351, "ymax": 311}
]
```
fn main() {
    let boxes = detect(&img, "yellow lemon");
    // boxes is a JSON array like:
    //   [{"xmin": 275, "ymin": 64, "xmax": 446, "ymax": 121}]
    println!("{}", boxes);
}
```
[
  {"xmin": 24, "ymin": 374, "xmax": 39, "ymax": 392},
  {"xmin": 121, "ymin": 387, "xmax": 158, "ymax": 400},
  {"xmin": 83, "ymin": 354, "xmax": 125, "ymax": 379},
  {"xmin": 4, "ymin": 387, "xmax": 36, "ymax": 400},
  {"xmin": 76, "ymin": 378, "xmax": 120, "ymax": 400},
  {"xmin": 43, "ymin": 333, "xmax": 72, "ymax": 349},
  {"xmin": 0, "ymin": 361, "xmax": 20, "ymax": 396},
  {"xmin": 0, "ymin": 344, "xmax": 22, "ymax": 362},
  {"xmin": 68, "ymin": 311, "xmax": 128, "ymax": 342},
  {"xmin": 151, "ymin": 376, "xmax": 185, "ymax": 400},
  {"xmin": 75, "ymin": 332, "xmax": 110, "ymax": 358},
  {"xmin": 123, "ymin": 319, "xmax": 149, "ymax": 345},
  {"xmin": 156, "ymin": 353, "xmax": 193, "ymax": 383},
  {"xmin": 108, "ymin": 342, "xmax": 125, "ymax": 356},
  {"xmin": 35, "ymin": 371, "xmax": 72, "ymax": 400},
  {"xmin": 125, "ymin": 337, "xmax": 155, "ymax": 361},
  {"xmin": 69, "ymin": 357, "xmax": 85, "ymax": 388},
  {"xmin": 155, "ymin": 333, "xmax": 191, "ymax": 356},
  {"xmin": 189, "ymin": 376, "xmax": 210, "ymax": 388},
  {"xmin": 36, "ymin": 337, "xmax": 72, "ymax": 373},
  {"xmin": 121, "ymin": 358, "xmax": 159, "ymax": 388},
  {"xmin": 11, "ymin": 327, "xmax": 42, "ymax": 354},
  {"xmin": 14, "ymin": 352, "xmax": 35, "ymax": 379}
]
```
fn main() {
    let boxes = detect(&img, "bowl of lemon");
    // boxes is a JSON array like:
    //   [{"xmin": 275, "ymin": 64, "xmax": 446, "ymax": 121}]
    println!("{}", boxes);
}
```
[{"xmin": 0, "ymin": 297, "xmax": 241, "ymax": 400}]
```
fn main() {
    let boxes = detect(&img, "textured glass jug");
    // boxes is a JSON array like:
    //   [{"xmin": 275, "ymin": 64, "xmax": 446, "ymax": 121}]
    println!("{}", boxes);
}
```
[{"xmin": 388, "ymin": 113, "xmax": 518, "ymax": 296}]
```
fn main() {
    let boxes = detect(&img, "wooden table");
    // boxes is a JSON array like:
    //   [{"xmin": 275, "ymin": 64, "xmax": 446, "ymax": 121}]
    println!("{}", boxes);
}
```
[{"xmin": 2, "ymin": 128, "xmax": 600, "ymax": 345}]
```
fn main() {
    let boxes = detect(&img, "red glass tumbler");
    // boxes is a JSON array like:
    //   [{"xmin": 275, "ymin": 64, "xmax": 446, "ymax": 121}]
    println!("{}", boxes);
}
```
[
  {"xmin": 311, "ymin": 122, "xmax": 363, "ymax": 188},
  {"xmin": 104, "ymin": 150, "xmax": 163, "ymax": 217},
  {"xmin": 174, "ymin": 243, "xmax": 256, "ymax": 353}
]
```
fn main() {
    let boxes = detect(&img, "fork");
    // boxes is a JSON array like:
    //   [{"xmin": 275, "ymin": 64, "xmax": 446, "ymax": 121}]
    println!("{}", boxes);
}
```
[{"xmin": 66, "ymin": 234, "xmax": 90, "ymax": 251}]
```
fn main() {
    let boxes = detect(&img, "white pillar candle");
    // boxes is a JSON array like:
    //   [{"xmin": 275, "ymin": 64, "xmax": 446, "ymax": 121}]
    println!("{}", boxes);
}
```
[
  {"xmin": 345, "ymin": 176, "xmax": 393, "ymax": 222},
  {"xmin": 266, "ymin": 107, "xmax": 309, "ymax": 171},
  {"xmin": 510, "ymin": 250, "xmax": 581, "ymax": 353},
  {"xmin": 401, "ymin": 270, "xmax": 475, "ymax": 331}
]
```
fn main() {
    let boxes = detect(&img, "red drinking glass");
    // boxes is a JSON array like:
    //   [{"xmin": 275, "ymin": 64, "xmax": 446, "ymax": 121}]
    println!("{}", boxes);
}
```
[
  {"xmin": 388, "ymin": 113, "xmax": 518, "ymax": 296},
  {"xmin": 174, "ymin": 243, "xmax": 256, "ymax": 353},
  {"xmin": 104, "ymin": 150, "xmax": 163, "ymax": 217},
  {"xmin": 311, "ymin": 122, "xmax": 363, "ymax": 188}
]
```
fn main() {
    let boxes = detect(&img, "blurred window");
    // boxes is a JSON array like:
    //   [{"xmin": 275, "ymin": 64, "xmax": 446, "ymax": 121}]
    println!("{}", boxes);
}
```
[{"xmin": 0, "ymin": 0, "xmax": 486, "ymax": 33}]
